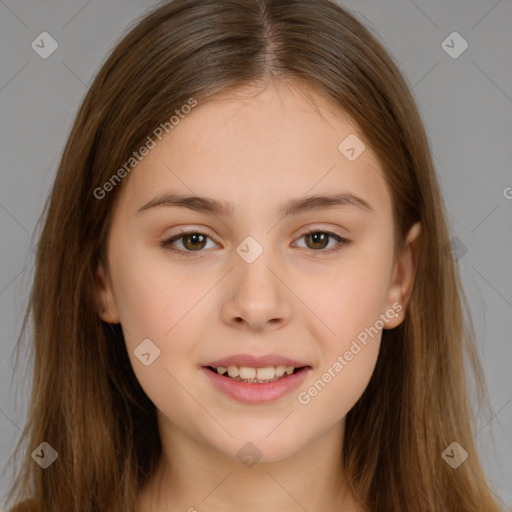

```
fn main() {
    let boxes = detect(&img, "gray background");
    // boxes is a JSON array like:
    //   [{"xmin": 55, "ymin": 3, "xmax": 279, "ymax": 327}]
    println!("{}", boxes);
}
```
[{"xmin": 0, "ymin": 0, "xmax": 511, "ymax": 508}]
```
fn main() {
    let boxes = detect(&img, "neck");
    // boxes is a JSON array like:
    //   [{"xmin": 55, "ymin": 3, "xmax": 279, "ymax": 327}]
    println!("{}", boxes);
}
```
[{"xmin": 137, "ymin": 414, "xmax": 361, "ymax": 512}]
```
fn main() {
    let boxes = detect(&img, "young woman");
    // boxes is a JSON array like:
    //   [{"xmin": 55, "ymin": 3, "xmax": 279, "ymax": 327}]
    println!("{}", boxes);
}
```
[{"xmin": 5, "ymin": 0, "xmax": 503, "ymax": 510}]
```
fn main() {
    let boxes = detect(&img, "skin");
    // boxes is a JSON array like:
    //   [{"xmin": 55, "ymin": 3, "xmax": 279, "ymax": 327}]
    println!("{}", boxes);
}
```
[{"xmin": 95, "ymin": 80, "xmax": 421, "ymax": 512}]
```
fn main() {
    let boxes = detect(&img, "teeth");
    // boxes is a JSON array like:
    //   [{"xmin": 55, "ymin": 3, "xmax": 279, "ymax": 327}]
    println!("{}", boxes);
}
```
[
  {"xmin": 227, "ymin": 366, "xmax": 238, "ymax": 378},
  {"xmin": 275, "ymin": 365, "xmax": 286, "ymax": 377},
  {"xmin": 216, "ymin": 365, "xmax": 298, "ymax": 382},
  {"xmin": 256, "ymin": 367, "xmax": 275, "ymax": 380},
  {"xmin": 239, "ymin": 367, "xmax": 256, "ymax": 379}
]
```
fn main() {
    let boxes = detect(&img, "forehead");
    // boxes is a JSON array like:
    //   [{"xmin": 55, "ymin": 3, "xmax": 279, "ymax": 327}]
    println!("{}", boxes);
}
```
[{"xmin": 116, "ymin": 81, "xmax": 392, "ymax": 220}]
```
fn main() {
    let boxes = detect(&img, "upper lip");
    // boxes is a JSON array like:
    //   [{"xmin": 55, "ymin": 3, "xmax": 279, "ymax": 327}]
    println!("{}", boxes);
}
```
[{"xmin": 204, "ymin": 354, "xmax": 310, "ymax": 369}]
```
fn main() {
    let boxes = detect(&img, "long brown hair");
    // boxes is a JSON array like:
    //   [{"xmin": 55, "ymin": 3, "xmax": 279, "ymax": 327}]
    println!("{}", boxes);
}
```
[{"xmin": 4, "ymin": 0, "xmax": 503, "ymax": 510}]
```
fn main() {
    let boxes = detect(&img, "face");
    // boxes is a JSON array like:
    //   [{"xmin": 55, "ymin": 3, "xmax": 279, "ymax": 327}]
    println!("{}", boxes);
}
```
[{"xmin": 96, "ymin": 80, "xmax": 420, "ymax": 463}]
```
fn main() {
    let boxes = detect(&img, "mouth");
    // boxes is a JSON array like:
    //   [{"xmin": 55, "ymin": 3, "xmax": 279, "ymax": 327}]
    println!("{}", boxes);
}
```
[
  {"xmin": 204, "ymin": 364, "xmax": 307, "ymax": 384},
  {"xmin": 201, "ymin": 364, "xmax": 312, "ymax": 404}
]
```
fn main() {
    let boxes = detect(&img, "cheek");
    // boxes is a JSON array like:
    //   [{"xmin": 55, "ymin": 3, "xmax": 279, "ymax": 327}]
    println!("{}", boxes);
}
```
[
  {"xmin": 296, "ymin": 269, "xmax": 387, "ymax": 421},
  {"xmin": 112, "ymin": 255, "xmax": 202, "ymax": 416},
  {"xmin": 294, "ymin": 239, "xmax": 392, "ymax": 415},
  {"xmin": 306, "ymin": 248, "xmax": 393, "ymax": 345},
  {"xmin": 110, "ymin": 248, "xmax": 206, "ymax": 396},
  {"xmin": 296, "ymin": 344, "xmax": 379, "ymax": 432},
  {"xmin": 112, "ymin": 245, "xmax": 200, "ymax": 339}
]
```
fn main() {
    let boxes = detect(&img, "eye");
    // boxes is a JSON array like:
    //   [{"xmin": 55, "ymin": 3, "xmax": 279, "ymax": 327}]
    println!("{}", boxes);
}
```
[
  {"xmin": 161, "ymin": 230, "xmax": 217, "ymax": 256},
  {"xmin": 293, "ymin": 229, "xmax": 350, "ymax": 253}
]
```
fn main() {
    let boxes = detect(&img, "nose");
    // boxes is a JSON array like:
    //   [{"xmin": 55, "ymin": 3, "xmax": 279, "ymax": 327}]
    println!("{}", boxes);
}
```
[{"xmin": 221, "ymin": 254, "xmax": 292, "ymax": 332}]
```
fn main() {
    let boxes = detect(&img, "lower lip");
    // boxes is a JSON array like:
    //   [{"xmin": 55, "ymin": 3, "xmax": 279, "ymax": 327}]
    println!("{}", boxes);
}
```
[{"xmin": 201, "ymin": 366, "xmax": 311, "ymax": 404}]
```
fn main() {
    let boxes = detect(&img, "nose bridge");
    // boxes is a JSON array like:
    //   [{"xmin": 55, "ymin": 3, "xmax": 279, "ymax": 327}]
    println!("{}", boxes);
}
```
[
  {"xmin": 222, "ymin": 233, "xmax": 290, "ymax": 330},
  {"xmin": 234, "ymin": 234, "xmax": 280, "ymax": 303}
]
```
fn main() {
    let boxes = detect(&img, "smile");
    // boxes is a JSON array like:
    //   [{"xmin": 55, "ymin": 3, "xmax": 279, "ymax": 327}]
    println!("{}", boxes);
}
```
[
  {"xmin": 210, "ymin": 364, "xmax": 300, "ymax": 383},
  {"xmin": 202, "ymin": 365, "xmax": 311, "ymax": 404}
]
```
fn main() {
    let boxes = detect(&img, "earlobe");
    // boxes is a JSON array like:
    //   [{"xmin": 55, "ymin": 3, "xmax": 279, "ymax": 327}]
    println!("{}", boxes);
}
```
[
  {"xmin": 385, "ymin": 221, "xmax": 422, "ymax": 329},
  {"xmin": 95, "ymin": 260, "xmax": 120, "ymax": 324}
]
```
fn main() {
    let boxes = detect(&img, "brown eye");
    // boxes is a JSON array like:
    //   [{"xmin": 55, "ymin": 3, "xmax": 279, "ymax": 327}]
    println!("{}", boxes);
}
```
[
  {"xmin": 161, "ymin": 231, "xmax": 215, "ymax": 255},
  {"xmin": 294, "ymin": 229, "xmax": 350, "ymax": 253},
  {"xmin": 304, "ymin": 232, "xmax": 329, "ymax": 250},
  {"xmin": 181, "ymin": 233, "xmax": 207, "ymax": 251}
]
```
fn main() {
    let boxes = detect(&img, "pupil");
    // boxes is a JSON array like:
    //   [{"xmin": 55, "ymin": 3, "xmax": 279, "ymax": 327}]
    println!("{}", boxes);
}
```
[
  {"xmin": 185, "ymin": 233, "xmax": 205, "ymax": 250},
  {"xmin": 308, "ymin": 232, "xmax": 327, "ymax": 249}
]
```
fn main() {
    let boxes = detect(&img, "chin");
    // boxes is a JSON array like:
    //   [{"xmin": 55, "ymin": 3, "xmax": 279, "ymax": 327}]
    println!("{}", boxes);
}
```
[{"xmin": 213, "ymin": 428, "xmax": 308, "ymax": 465}]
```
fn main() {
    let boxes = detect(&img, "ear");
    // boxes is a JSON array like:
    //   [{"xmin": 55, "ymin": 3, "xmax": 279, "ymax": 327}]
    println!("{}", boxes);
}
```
[
  {"xmin": 384, "ymin": 222, "xmax": 422, "ymax": 329},
  {"xmin": 95, "ymin": 259, "xmax": 120, "ymax": 324}
]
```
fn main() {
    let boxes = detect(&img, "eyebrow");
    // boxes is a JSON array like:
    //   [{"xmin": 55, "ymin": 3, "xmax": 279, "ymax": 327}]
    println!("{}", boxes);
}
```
[{"xmin": 136, "ymin": 191, "xmax": 374, "ymax": 217}]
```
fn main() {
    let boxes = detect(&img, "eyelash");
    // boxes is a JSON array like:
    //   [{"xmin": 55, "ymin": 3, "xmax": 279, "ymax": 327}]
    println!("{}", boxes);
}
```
[{"xmin": 160, "ymin": 228, "xmax": 350, "ymax": 257}]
